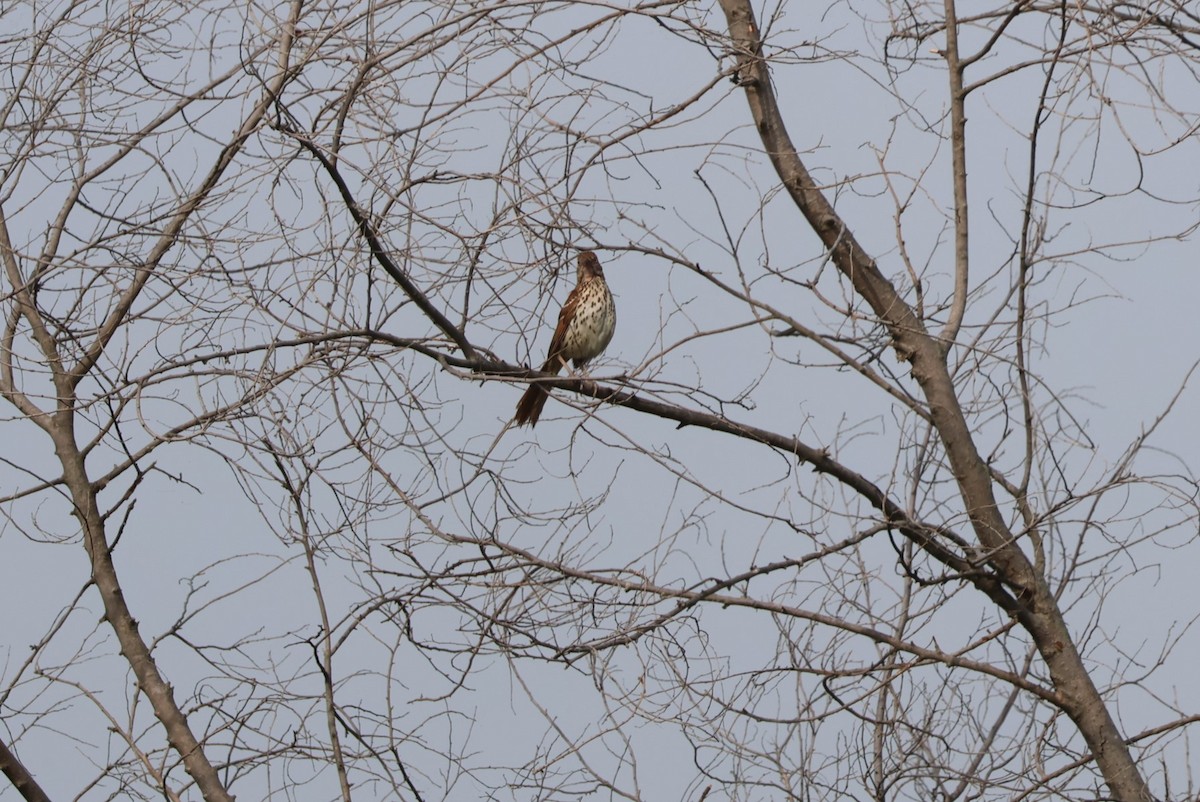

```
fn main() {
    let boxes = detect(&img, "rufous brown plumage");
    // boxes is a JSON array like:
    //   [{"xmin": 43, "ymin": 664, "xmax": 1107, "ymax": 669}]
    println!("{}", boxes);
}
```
[{"xmin": 514, "ymin": 251, "xmax": 616, "ymax": 427}]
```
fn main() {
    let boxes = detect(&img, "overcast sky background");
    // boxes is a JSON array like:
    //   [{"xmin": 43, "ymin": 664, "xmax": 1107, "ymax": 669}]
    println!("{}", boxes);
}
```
[{"xmin": 2, "ymin": 2, "xmax": 1200, "ymax": 800}]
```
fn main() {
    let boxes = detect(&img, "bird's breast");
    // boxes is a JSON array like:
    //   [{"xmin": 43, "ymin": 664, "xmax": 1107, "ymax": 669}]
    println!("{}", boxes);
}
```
[{"xmin": 561, "ymin": 281, "xmax": 616, "ymax": 362}]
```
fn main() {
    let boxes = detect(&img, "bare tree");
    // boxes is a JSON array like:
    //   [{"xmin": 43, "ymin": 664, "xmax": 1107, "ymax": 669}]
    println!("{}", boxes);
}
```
[{"xmin": 2, "ymin": 2, "xmax": 1199, "ymax": 801}]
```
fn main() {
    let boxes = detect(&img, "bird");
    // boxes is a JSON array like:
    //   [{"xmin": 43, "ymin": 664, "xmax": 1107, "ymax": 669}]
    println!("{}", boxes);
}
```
[{"xmin": 514, "ymin": 251, "xmax": 616, "ymax": 427}]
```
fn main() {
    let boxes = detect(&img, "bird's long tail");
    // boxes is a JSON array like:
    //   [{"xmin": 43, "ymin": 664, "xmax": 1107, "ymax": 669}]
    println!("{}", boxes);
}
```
[
  {"xmin": 514, "ymin": 358, "xmax": 563, "ymax": 427},
  {"xmin": 514, "ymin": 382, "xmax": 549, "ymax": 427}
]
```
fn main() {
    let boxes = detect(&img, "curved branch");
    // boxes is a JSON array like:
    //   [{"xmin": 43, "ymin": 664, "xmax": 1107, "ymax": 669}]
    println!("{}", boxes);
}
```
[{"xmin": 284, "ymin": 127, "xmax": 478, "ymax": 360}]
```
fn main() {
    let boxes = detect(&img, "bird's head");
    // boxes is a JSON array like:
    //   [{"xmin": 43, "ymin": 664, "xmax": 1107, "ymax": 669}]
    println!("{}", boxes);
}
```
[{"xmin": 577, "ymin": 250, "xmax": 604, "ymax": 281}]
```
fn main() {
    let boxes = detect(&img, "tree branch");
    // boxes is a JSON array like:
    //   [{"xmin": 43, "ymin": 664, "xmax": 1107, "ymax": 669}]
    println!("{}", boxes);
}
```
[{"xmin": 0, "ymin": 737, "xmax": 52, "ymax": 802}]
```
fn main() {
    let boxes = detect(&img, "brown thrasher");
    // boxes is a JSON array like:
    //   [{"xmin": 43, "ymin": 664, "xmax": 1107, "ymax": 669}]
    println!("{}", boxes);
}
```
[{"xmin": 514, "ymin": 251, "xmax": 616, "ymax": 427}]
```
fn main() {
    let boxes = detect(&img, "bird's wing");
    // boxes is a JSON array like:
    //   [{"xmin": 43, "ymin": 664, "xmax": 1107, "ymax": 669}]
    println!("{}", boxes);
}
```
[{"xmin": 540, "ymin": 285, "xmax": 579, "ymax": 373}]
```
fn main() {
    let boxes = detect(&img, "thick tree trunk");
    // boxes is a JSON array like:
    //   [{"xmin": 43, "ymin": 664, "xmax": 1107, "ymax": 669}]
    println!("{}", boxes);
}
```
[
  {"xmin": 52, "ymin": 421, "xmax": 236, "ymax": 802},
  {"xmin": 716, "ymin": 2, "xmax": 1154, "ymax": 799}
]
